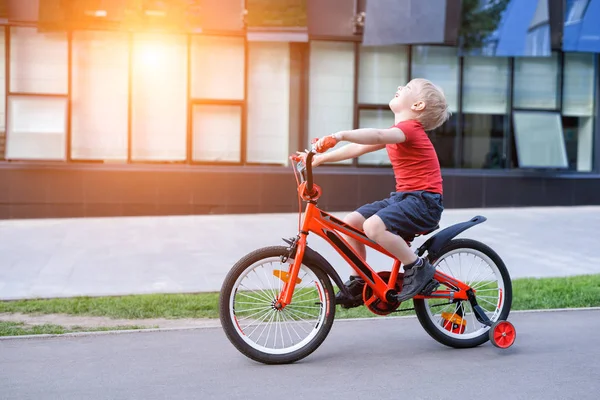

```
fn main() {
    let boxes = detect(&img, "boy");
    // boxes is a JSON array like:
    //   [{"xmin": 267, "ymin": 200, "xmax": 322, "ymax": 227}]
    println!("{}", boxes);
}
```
[{"xmin": 309, "ymin": 78, "xmax": 449, "ymax": 307}]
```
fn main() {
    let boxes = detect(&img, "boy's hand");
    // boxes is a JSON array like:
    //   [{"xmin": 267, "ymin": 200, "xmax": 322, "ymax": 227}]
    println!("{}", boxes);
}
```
[
  {"xmin": 313, "ymin": 134, "xmax": 340, "ymax": 153},
  {"xmin": 296, "ymin": 150, "xmax": 325, "ymax": 167}
]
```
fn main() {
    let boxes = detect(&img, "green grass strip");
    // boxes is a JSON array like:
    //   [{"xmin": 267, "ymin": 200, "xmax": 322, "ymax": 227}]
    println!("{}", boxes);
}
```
[
  {"xmin": 0, "ymin": 321, "xmax": 149, "ymax": 336},
  {"xmin": 1, "ymin": 274, "xmax": 599, "ymax": 321}
]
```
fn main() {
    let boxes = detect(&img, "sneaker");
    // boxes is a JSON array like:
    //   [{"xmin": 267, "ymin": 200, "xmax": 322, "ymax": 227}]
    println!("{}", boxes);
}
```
[
  {"xmin": 335, "ymin": 276, "xmax": 365, "ymax": 308},
  {"xmin": 395, "ymin": 258, "xmax": 436, "ymax": 302}
]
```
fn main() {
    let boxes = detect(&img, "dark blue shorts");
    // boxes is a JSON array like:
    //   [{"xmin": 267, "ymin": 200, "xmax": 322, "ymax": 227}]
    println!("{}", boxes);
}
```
[{"xmin": 356, "ymin": 191, "xmax": 443, "ymax": 239}]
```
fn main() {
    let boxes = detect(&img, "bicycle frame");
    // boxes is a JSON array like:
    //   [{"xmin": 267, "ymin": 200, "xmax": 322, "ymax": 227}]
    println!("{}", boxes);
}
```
[{"xmin": 277, "ymin": 201, "xmax": 473, "ymax": 309}]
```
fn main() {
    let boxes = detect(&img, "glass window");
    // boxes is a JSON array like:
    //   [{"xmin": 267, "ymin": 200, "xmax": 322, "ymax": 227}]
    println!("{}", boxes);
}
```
[
  {"xmin": 247, "ymin": 42, "xmax": 290, "ymax": 164},
  {"xmin": 5, "ymin": 96, "xmax": 67, "ymax": 160},
  {"xmin": 357, "ymin": 109, "xmax": 394, "ymax": 166},
  {"xmin": 411, "ymin": 46, "xmax": 459, "ymax": 113},
  {"xmin": 10, "ymin": 27, "xmax": 68, "ymax": 94},
  {"xmin": 0, "ymin": 28, "xmax": 6, "ymax": 157},
  {"xmin": 563, "ymin": 53, "xmax": 595, "ymax": 116},
  {"xmin": 565, "ymin": 0, "xmax": 590, "ymax": 24},
  {"xmin": 308, "ymin": 41, "xmax": 354, "ymax": 164},
  {"xmin": 513, "ymin": 54, "xmax": 559, "ymax": 109},
  {"xmin": 462, "ymin": 114, "xmax": 506, "ymax": 169},
  {"xmin": 131, "ymin": 33, "xmax": 187, "ymax": 161},
  {"xmin": 71, "ymin": 31, "xmax": 129, "ymax": 161},
  {"xmin": 191, "ymin": 36, "xmax": 245, "ymax": 100},
  {"xmin": 358, "ymin": 45, "xmax": 408, "ymax": 105},
  {"xmin": 463, "ymin": 56, "xmax": 509, "ymax": 114},
  {"xmin": 193, "ymin": 104, "xmax": 242, "ymax": 162},
  {"xmin": 513, "ymin": 111, "xmax": 568, "ymax": 168},
  {"xmin": 429, "ymin": 114, "xmax": 457, "ymax": 168},
  {"xmin": 562, "ymin": 52, "xmax": 595, "ymax": 172}
]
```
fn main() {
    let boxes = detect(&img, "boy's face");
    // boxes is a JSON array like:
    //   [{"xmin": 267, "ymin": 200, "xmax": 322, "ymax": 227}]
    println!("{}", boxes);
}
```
[{"xmin": 389, "ymin": 80, "xmax": 420, "ymax": 113}]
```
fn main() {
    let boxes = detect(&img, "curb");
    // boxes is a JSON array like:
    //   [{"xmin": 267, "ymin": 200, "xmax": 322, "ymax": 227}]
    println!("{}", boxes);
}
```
[{"xmin": 2, "ymin": 306, "xmax": 600, "ymax": 341}]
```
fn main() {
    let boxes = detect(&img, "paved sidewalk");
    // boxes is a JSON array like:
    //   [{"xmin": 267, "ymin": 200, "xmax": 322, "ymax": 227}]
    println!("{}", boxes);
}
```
[{"xmin": 1, "ymin": 206, "xmax": 599, "ymax": 300}]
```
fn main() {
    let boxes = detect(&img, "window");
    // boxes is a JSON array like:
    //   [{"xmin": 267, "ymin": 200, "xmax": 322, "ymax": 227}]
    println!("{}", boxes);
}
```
[
  {"xmin": 429, "ymin": 114, "xmax": 458, "ymax": 168},
  {"xmin": 308, "ymin": 41, "xmax": 355, "ymax": 164},
  {"xmin": 131, "ymin": 33, "xmax": 187, "ymax": 161},
  {"xmin": 192, "ymin": 105, "xmax": 242, "ymax": 162},
  {"xmin": 71, "ymin": 31, "xmax": 129, "ymax": 160},
  {"xmin": 247, "ymin": 42, "xmax": 290, "ymax": 164},
  {"xmin": 191, "ymin": 36, "xmax": 245, "ymax": 100},
  {"xmin": 565, "ymin": 0, "xmax": 590, "ymax": 24},
  {"xmin": 411, "ymin": 46, "xmax": 459, "ymax": 113},
  {"xmin": 513, "ymin": 54, "xmax": 559, "ymax": 109},
  {"xmin": 358, "ymin": 45, "xmax": 408, "ymax": 105},
  {"xmin": 562, "ymin": 52, "xmax": 595, "ymax": 171},
  {"xmin": 191, "ymin": 36, "xmax": 245, "ymax": 163},
  {"xmin": 10, "ymin": 27, "xmax": 68, "ymax": 94},
  {"xmin": 462, "ymin": 56, "xmax": 509, "ymax": 169},
  {"xmin": 513, "ymin": 111, "xmax": 568, "ymax": 168},
  {"xmin": 5, "ymin": 96, "xmax": 67, "ymax": 160},
  {"xmin": 357, "ymin": 109, "xmax": 394, "ymax": 166},
  {"xmin": 0, "ymin": 28, "xmax": 5, "ymax": 159},
  {"xmin": 412, "ymin": 46, "xmax": 458, "ymax": 167}
]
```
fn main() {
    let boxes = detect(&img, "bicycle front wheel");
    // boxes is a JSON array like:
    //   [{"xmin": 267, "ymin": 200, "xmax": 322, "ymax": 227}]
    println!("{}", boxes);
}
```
[{"xmin": 219, "ymin": 246, "xmax": 335, "ymax": 364}]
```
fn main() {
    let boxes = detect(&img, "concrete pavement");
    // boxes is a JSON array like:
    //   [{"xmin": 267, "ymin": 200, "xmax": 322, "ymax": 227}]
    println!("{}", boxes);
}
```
[
  {"xmin": 1, "ymin": 309, "xmax": 599, "ymax": 399},
  {"xmin": 1, "ymin": 206, "xmax": 600, "ymax": 300}
]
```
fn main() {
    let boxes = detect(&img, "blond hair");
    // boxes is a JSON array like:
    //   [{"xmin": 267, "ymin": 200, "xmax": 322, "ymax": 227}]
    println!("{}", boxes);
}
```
[{"xmin": 410, "ymin": 78, "xmax": 451, "ymax": 131}]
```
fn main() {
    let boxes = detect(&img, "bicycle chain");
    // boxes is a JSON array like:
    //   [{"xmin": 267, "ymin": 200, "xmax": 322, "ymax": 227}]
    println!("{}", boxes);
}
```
[{"xmin": 391, "ymin": 301, "xmax": 456, "ymax": 313}]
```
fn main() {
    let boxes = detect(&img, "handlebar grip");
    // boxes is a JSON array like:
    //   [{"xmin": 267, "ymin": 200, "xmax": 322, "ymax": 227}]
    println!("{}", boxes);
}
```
[{"xmin": 315, "ymin": 136, "xmax": 337, "ymax": 153}]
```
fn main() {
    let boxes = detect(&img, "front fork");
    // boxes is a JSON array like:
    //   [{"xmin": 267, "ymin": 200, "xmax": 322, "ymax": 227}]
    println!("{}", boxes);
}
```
[{"xmin": 276, "ymin": 234, "xmax": 307, "ymax": 308}]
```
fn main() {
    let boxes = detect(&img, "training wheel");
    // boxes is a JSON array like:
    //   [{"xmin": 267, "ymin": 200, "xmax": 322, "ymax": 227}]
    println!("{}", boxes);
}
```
[{"xmin": 489, "ymin": 320, "xmax": 516, "ymax": 349}]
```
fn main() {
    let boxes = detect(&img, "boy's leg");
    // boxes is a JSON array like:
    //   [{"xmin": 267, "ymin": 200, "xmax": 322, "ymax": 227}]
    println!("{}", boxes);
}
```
[
  {"xmin": 335, "ymin": 198, "xmax": 392, "ymax": 308},
  {"xmin": 342, "ymin": 212, "xmax": 367, "ymax": 262},
  {"xmin": 363, "ymin": 192, "xmax": 443, "ymax": 302}
]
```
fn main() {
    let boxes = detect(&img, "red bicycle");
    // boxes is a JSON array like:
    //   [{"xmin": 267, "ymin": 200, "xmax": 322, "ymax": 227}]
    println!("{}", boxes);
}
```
[{"xmin": 219, "ymin": 143, "xmax": 516, "ymax": 364}]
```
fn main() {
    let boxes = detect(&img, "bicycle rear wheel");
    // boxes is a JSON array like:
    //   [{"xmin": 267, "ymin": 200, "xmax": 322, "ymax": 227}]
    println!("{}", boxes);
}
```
[
  {"xmin": 219, "ymin": 246, "xmax": 335, "ymax": 364},
  {"xmin": 414, "ymin": 239, "xmax": 512, "ymax": 348}
]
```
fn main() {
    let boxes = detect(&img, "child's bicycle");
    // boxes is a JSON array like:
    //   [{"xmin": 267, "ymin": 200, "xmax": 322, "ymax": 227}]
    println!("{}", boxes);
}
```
[{"xmin": 218, "ymin": 141, "xmax": 516, "ymax": 365}]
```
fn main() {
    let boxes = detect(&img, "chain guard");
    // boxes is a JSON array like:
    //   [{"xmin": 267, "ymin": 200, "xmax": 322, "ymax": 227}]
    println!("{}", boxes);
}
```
[{"xmin": 362, "ymin": 271, "xmax": 404, "ymax": 316}]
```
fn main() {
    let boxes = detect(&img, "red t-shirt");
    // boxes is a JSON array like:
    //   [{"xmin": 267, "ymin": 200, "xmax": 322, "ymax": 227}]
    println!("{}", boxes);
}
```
[{"xmin": 385, "ymin": 120, "xmax": 443, "ymax": 194}]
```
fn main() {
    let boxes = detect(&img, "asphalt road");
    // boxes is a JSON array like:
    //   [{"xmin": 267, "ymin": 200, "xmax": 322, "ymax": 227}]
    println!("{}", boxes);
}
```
[{"xmin": 1, "ymin": 309, "xmax": 599, "ymax": 400}]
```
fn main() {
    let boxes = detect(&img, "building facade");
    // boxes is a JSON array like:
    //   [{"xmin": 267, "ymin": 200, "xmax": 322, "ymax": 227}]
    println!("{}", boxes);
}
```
[{"xmin": 0, "ymin": 1, "xmax": 599, "ymax": 219}]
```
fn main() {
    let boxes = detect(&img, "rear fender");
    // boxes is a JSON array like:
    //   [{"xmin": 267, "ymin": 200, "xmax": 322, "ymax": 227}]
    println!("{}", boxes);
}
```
[{"xmin": 416, "ymin": 216, "xmax": 487, "ymax": 260}]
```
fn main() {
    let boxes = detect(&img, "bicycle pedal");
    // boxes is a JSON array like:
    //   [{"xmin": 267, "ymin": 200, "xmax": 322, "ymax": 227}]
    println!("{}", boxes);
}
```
[{"xmin": 420, "ymin": 279, "xmax": 440, "ymax": 296}]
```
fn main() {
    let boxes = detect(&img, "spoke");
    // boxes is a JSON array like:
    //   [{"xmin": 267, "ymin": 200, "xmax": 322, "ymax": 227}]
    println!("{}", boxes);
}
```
[
  {"xmin": 478, "ymin": 297, "xmax": 499, "ymax": 309},
  {"xmin": 273, "ymin": 311, "xmax": 279, "ymax": 349},
  {"xmin": 473, "ymin": 288, "xmax": 500, "ymax": 292},
  {"xmin": 284, "ymin": 309, "xmax": 314, "ymax": 332},
  {"xmin": 238, "ymin": 310, "xmax": 271, "ymax": 330},
  {"xmin": 246, "ymin": 309, "xmax": 275, "ymax": 337},
  {"xmin": 443, "ymin": 257, "xmax": 457, "ymax": 279},
  {"xmin": 280, "ymin": 310, "xmax": 303, "ymax": 340},
  {"xmin": 278, "ymin": 311, "xmax": 285, "ymax": 348},
  {"xmin": 470, "ymin": 269, "xmax": 496, "ymax": 290},
  {"xmin": 280, "ymin": 311, "xmax": 296, "ymax": 346},
  {"xmin": 234, "ymin": 305, "xmax": 272, "ymax": 314},
  {"xmin": 286, "ymin": 307, "xmax": 319, "ymax": 319},
  {"xmin": 465, "ymin": 258, "xmax": 485, "ymax": 286},
  {"xmin": 252, "ymin": 268, "xmax": 271, "ymax": 294},
  {"xmin": 287, "ymin": 304, "xmax": 322, "ymax": 310},
  {"xmin": 289, "ymin": 298, "xmax": 320, "ymax": 304},
  {"xmin": 238, "ymin": 283, "xmax": 274, "ymax": 302},
  {"xmin": 261, "ymin": 309, "xmax": 278, "ymax": 347},
  {"xmin": 264, "ymin": 263, "xmax": 278, "ymax": 300},
  {"xmin": 465, "ymin": 253, "xmax": 477, "ymax": 286},
  {"xmin": 237, "ymin": 288, "xmax": 274, "ymax": 303}
]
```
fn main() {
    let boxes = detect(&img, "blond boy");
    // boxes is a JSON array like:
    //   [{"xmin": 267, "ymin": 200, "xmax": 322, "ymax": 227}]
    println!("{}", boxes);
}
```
[{"xmin": 309, "ymin": 78, "xmax": 450, "ymax": 307}]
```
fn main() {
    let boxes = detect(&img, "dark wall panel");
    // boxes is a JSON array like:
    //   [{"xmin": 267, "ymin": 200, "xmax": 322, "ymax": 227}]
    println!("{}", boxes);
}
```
[{"xmin": 1, "ymin": 165, "xmax": 600, "ymax": 220}]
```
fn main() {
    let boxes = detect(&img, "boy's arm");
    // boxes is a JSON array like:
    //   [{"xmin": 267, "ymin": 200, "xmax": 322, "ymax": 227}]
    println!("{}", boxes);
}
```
[
  {"xmin": 317, "ymin": 143, "xmax": 385, "ymax": 164},
  {"xmin": 332, "ymin": 127, "xmax": 406, "ymax": 146}
]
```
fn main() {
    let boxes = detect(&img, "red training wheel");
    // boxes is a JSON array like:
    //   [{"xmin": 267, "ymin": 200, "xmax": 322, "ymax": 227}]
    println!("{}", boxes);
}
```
[{"xmin": 489, "ymin": 320, "xmax": 516, "ymax": 349}]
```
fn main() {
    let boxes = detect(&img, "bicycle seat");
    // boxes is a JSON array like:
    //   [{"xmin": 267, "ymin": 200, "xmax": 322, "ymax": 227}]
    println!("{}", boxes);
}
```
[
  {"xmin": 418, "ymin": 224, "xmax": 439, "ymax": 236},
  {"xmin": 402, "ymin": 225, "xmax": 439, "ymax": 243}
]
